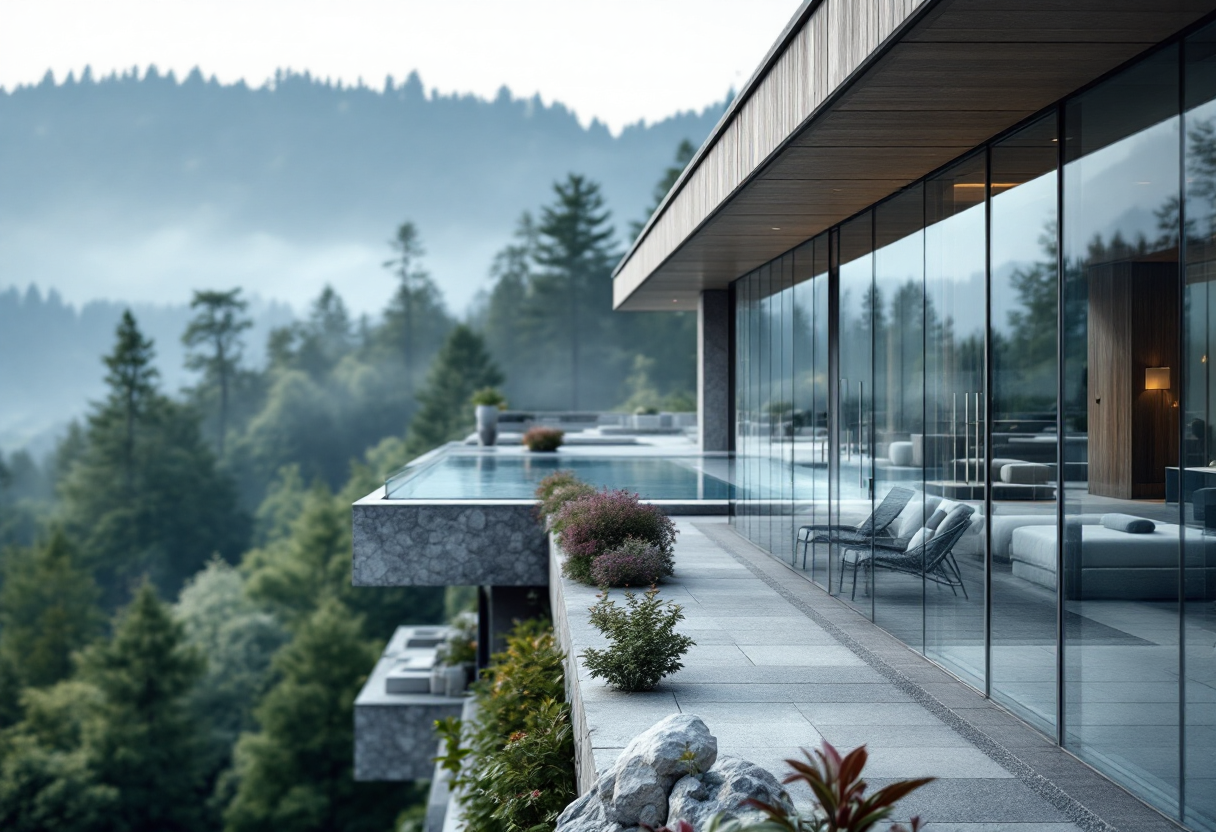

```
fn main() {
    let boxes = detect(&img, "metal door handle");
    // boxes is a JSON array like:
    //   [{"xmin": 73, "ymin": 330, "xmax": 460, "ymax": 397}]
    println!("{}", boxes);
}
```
[{"xmin": 858, "ymin": 381, "xmax": 865, "ymax": 488}]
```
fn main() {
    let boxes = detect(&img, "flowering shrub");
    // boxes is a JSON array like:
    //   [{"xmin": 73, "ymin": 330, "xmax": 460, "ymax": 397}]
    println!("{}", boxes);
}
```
[
  {"xmin": 554, "ymin": 489, "xmax": 677, "ymax": 584},
  {"xmin": 590, "ymin": 537, "xmax": 674, "ymax": 587},
  {"xmin": 534, "ymin": 470, "xmax": 596, "ymax": 522},
  {"xmin": 522, "ymin": 426, "xmax": 564, "ymax": 451}
]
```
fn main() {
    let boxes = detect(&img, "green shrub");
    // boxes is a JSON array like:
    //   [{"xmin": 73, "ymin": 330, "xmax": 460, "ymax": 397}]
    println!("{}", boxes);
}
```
[
  {"xmin": 436, "ymin": 620, "xmax": 575, "ymax": 832},
  {"xmin": 437, "ymin": 611, "xmax": 478, "ymax": 668},
  {"xmin": 471, "ymin": 388, "xmax": 508, "ymax": 408},
  {"xmin": 522, "ymin": 427, "xmax": 564, "ymax": 452},
  {"xmin": 534, "ymin": 471, "xmax": 596, "ymax": 524},
  {"xmin": 580, "ymin": 588, "xmax": 694, "ymax": 692}
]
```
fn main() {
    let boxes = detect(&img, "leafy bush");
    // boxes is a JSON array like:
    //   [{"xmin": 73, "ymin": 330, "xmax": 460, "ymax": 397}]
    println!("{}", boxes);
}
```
[
  {"xmin": 590, "ymin": 538, "xmax": 674, "ymax": 587},
  {"xmin": 437, "ymin": 611, "xmax": 477, "ymax": 668},
  {"xmin": 581, "ymin": 588, "xmax": 694, "ymax": 692},
  {"xmin": 436, "ymin": 619, "xmax": 575, "ymax": 832},
  {"xmin": 534, "ymin": 471, "xmax": 596, "ymax": 523},
  {"xmin": 554, "ymin": 490, "xmax": 677, "ymax": 584},
  {"xmin": 705, "ymin": 740, "xmax": 933, "ymax": 832},
  {"xmin": 471, "ymin": 388, "xmax": 508, "ymax": 408},
  {"xmin": 522, "ymin": 427, "xmax": 564, "ymax": 452}
]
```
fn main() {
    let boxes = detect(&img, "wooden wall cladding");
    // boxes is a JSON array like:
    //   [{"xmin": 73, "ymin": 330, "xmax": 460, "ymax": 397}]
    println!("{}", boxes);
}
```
[
  {"xmin": 615, "ymin": 0, "xmax": 1216, "ymax": 311},
  {"xmin": 1087, "ymin": 261, "xmax": 1180, "ymax": 500}
]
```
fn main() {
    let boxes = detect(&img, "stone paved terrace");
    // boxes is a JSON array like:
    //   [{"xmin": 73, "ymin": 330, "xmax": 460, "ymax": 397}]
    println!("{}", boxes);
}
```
[{"xmin": 551, "ymin": 519, "xmax": 1186, "ymax": 832}]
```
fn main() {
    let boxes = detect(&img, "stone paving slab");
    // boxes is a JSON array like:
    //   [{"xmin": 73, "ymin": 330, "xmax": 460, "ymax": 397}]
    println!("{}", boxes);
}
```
[{"xmin": 550, "ymin": 520, "xmax": 1189, "ymax": 832}]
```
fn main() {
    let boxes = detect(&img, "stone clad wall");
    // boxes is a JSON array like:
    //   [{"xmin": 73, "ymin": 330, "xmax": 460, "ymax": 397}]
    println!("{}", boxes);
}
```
[{"xmin": 352, "ymin": 496, "xmax": 549, "ymax": 586}]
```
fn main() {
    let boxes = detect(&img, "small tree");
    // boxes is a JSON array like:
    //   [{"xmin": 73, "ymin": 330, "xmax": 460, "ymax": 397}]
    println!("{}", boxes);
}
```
[
  {"xmin": 182, "ymin": 289, "xmax": 253, "ymax": 457},
  {"xmin": 79, "ymin": 582, "xmax": 208, "ymax": 832},
  {"xmin": 404, "ymin": 325, "xmax": 504, "ymax": 457},
  {"xmin": 101, "ymin": 310, "xmax": 159, "ymax": 494},
  {"xmin": 222, "ymin": 598, "xmax": 405, "ymax": 832},
  {"xmin": 0, "ymin": 528, "xmax": 102, "ymax": 692},
  {"xmin": 581, "ymin": 589, "xmax": 694, "ymax": 692}
]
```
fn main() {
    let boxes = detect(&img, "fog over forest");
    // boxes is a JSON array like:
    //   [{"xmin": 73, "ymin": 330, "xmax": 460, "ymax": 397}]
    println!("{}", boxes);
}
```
[{"xmin": 0, "ymin": 67, "xmax": 725, "ymax": 450}]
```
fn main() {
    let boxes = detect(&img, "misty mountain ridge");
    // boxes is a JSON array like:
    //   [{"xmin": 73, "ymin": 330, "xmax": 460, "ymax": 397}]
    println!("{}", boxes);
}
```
[{"xmin": 0, "ymin": 66, "xmax": 725, "ymax": 452}]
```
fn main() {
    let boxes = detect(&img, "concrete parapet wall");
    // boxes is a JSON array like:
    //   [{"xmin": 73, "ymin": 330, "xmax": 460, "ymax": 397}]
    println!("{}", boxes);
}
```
[{"xmin": 548, "ymin": 537, "xmax": 598, "ymax": 795}]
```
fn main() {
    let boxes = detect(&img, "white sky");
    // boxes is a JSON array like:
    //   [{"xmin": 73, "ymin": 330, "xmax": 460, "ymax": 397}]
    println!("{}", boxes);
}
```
[{"xmin": 0, "ymin": 0, "xmax": 804, "ymax": 133}]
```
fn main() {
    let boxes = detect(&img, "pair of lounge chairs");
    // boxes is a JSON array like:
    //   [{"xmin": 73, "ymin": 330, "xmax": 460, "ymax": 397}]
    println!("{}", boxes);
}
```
[{"xmin": 796, "ymin": 487, "xmax": 972, "ymax": 600}]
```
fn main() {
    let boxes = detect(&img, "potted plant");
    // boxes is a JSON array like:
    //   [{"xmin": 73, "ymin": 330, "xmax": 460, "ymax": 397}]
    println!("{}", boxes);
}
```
[
  {"xmin": 471, "ymin": 388, "xmax": 507, "ymax": 446},
  {"xmin": 522, "ymin": 426, "xmax": 564, "ymax": 452},
  {"xmin": 632, "ymin": 406, "xmax": 661, "ymax": 430}
]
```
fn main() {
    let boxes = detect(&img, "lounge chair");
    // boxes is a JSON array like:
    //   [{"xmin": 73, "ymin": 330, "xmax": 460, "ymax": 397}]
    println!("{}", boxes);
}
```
[
  {"xmin": 838, "ymin": 505, "xmax": 974, "ymax": 600},
  {"xmin": 796, "ymin": 486, "xmax": 915, "ymax": 570}
]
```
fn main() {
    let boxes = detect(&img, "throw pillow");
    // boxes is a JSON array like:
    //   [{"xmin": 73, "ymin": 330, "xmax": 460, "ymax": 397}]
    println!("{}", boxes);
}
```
[{"xmin": 1101, "ymin": 513, "xmax": 1155, "ymax": 534}]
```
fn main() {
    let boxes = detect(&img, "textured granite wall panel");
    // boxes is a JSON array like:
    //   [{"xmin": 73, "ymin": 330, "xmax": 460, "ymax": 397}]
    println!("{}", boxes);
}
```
[
  {"xmin": 352, "ymin": 500, "xmax": 549, "ymax": 586},
  {"xmin": 354, "ymin": 701, "xmax": 464, "ymax": 781}
]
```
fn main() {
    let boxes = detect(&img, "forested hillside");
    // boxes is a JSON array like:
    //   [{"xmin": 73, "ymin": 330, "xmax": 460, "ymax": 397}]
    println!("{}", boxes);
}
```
[
  {"xmin": 0, "ymin": 69, "xmax": 722, "ymax": 448},
  {"xmin": 0, "ymin": 133, "xmax": 699, "ymax": 828}
]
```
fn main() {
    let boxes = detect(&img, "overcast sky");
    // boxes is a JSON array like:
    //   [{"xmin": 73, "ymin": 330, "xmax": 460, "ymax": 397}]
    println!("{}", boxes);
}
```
[{"xmin": 0, "ymin": 0, "xmax": 803, "ymax": 133}]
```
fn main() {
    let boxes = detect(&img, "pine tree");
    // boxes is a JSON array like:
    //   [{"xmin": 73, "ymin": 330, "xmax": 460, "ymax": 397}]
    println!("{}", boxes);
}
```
[
  {"xmin": 379, "ymin": 222, "xmax": 453, "ymax": 392},
  {"xmin": 532, "ymin": 174, "xmax": 618, "ymax": 409},
  {"xmin": 59, "ymin": 312, "xmax": 249, "ymax": 601},
  {"xmin": 403, "ymin": 325, "xmax": 503, "ymax": 456},
  {"xmin": 78, "ymin": 582, "xmax": 207, "ymax": 832},
  {"xmin": 102, "ymin": 310, "xmax": 159, "ymax": 495},
  {"xmin": 222, "ymin": 598, "xmax": 405, "ymax": 832},
  {"xmin": 0, "ymin": 529, "xmax": 103, "ymax": 692},
  {"xmin": 182, "ymin": 289, "xmax": 253, "ymax": 456}
]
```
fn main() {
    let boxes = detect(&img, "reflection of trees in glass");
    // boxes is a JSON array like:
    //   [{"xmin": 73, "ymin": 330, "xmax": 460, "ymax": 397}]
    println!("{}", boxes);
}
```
[{"xmin": 995, "ymin": 225, "xmax": 1060, "ymax": 415}]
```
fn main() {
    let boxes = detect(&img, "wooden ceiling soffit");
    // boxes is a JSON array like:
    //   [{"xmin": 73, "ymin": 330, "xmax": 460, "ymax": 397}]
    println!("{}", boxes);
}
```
[{"xmin": 613, "ymin": 0, "xmax": 1216, "ymax": 311}]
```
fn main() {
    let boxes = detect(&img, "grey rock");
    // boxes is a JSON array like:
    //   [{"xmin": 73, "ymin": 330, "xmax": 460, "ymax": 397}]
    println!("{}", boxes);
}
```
[
  {"xmin": 558, "ymin": 714, "xmax": 719, "ymax": 832},
  {"xmin": 667, "ymin": 756, "xmax": 794, "ymax": 830},
  {"xmin": 607, "ymin": 763, "xmax": 668, "ymax": 828},
  {"xmin": 618, "ymin": 713, "xmax": 718, "ymax": 789},
  {"xmin": 555, "ymin": 790, "xmax": 624, "ymax": 832}
]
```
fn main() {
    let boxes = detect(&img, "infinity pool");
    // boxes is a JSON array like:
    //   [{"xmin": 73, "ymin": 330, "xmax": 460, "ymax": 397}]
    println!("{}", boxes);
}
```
[{"xmin": 384, "ymin": 452, "xmax": 733, "ymax": 500}]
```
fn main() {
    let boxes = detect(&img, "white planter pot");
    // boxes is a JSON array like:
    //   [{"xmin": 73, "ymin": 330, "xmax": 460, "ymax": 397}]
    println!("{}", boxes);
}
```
[
  {"xmin": 475, "ymin": 405, "xmax": 499, "ymax": 446},
  {"xmin": 632, "ymin": 414, "xmax": 661, "ymax": 430}
]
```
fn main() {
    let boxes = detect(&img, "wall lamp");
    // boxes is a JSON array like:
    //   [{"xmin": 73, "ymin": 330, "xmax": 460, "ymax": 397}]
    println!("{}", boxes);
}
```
[{"xmin": 1145, "ymin": 367, "xmax": 1171, "ymax": 390}]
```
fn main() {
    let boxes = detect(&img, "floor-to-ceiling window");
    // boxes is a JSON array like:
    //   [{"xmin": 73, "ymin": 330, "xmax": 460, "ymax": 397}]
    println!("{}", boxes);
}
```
[
  {"xmin": 1183, "ymin": 23, "xmax": 1216, "ymax": 826},
  {"xmin": 871, "ymin": 186, "xmax": 926, "ymax": 650},
  {"xmin": 1062, "ymin": 43, "xmax": 1182, "ymax": 811},
  {"xmin": 726, "ymin": 25, "xmax": 1216, "ymax": 829},
  {"xmin": 988, "ymin": 112, "xmax": 1060, "ymax": 733}
]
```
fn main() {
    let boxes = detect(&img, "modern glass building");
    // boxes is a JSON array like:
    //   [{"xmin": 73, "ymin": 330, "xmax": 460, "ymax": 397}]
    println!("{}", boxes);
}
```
[
  {"xmin": 733, "ymin": 31, "xmax": 1216, "ymax": 830},
  {"xmin": 614, "ymin": 4, "xmax": 1216, "ymax": 830}
]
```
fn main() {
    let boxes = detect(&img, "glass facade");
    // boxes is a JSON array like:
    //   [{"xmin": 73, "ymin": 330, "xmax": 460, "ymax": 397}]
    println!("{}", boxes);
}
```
[{"xmin": 730, "ymin": 23, "xmax": 1216, "ymax": 831}]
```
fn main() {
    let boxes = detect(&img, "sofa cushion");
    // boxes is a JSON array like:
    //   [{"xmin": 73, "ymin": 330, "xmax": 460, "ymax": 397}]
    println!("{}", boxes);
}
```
[
  {"xmin": 1011, "ymin": 523, "xmax": 1182, "ymax": 569},
  {"xmin": 894, "ymin": 495, "xmax": 941, "ymax": 539},
  {"xmin": 938, "ymin": 505, "xmax": 974, "ymax": 537},
  {"xmin": 1001, "ymin": 462, "xmax": 1052, "ymax": 484},
  {"xmin": 906, "ymin": 528, "xmax": 931, "ymax": 551},
  {"xmin": 925, "ymin": 508, "xmax": 948, "ymax": 533},
  {"xmin": 1102, "ymin": 513, "xmax": 1155, "ymax": 534}
]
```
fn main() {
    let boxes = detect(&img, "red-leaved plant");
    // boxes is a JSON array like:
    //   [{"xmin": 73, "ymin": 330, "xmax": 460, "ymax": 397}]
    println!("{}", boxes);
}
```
[
  {"xmin": 655, "ymin": 741, "xmax": 932, "ymax": 832},
  {"xmin": 553, "ymin": 489, "xmax": 677, "ymax": 584},
  {"xmin": 590, "ymin": 538, "xmax": 674, "ymax": 587}
]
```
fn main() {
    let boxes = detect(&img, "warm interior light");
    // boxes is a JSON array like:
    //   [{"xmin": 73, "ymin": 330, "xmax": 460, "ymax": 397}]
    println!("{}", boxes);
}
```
[
  {"xmin": 1146, "ymin": 367, "xmax": 1171, "ymax": 390},
  {"xmin": 771, "ymin": 227, "xmax": 781, "ymax": 230}
]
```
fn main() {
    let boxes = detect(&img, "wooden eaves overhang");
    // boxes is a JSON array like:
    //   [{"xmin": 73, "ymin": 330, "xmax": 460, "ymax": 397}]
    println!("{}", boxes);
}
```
[{"xmin": 613, "ymin": 0, "xmax": 1216, "ymax": 312}]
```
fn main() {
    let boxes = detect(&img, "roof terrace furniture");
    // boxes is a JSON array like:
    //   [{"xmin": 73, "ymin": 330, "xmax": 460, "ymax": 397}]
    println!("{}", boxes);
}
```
[
  {"xmin": 1009, "ymin": 518, "xmax": 1216, "ymax": 600},
  {"xmin": 838, "ymin": 505, "xmax": 975, "ymax": 601},
  {"xmin": 795, "ymin": 486, "xmax": 916, "ymax": 569}
]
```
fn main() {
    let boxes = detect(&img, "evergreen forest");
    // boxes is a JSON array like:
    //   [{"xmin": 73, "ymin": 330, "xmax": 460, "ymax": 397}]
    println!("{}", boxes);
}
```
[{"xmin": 0, "ymin": 146, "xmax": 698, "ymax": 830}]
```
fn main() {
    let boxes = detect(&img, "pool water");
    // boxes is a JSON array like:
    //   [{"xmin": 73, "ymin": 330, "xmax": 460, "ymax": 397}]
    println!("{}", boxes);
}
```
[{"xmin": 384, "ymin": 453, "xmax": 733, "ymax": 500}]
